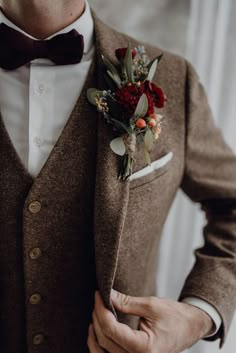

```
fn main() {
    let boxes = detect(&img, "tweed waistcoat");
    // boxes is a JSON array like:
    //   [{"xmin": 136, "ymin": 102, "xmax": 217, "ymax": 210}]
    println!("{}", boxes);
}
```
[{"xmin": 0, "ymin": 57, "xmax": 98, "ymax": 353}]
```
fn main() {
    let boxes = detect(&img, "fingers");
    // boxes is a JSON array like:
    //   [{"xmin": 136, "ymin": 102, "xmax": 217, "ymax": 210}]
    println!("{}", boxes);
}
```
[
  {"xmin": 87, "ymin": 324, "xmax": 105, "ymax": 353},
  {"xmin": 111, "ymin": 289, "xmax": 158, "ymax": 317},
  {"xmin": 93, "ymin": 310, "xmax": 127, "ymax": 353},
  {"xmin": 94, "ymin": 291, "xmax": 149, "ymax": 352}
]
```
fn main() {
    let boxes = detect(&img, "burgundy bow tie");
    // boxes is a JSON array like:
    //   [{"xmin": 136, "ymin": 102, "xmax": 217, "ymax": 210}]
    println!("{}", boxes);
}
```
[{"xmin": 0, "ymin": 23, "xmax": 84, "ymax": 70}]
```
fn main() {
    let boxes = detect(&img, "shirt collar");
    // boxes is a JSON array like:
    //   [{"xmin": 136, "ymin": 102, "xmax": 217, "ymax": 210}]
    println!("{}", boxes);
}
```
[{"xmin": 0, "ymin": 0, "xmax": 94, "ymax": 54}]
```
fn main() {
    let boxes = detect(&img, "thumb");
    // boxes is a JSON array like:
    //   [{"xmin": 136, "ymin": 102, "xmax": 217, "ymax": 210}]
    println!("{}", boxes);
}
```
[{"xmin": 111, "ymin": 289, "xmax": 157, "ymax": 317}]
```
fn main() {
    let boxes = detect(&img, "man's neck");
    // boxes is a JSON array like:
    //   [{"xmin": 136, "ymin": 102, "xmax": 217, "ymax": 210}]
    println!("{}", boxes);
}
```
[{"xmin": 0, "ymin": 0, "xmax": 86, "ymax": 39}]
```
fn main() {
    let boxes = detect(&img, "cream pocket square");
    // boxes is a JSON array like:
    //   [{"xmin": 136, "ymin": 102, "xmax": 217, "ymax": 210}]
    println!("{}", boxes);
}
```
[{"xmin": 130, "ymin": 151, "xmax": 173, "ymax": 181}]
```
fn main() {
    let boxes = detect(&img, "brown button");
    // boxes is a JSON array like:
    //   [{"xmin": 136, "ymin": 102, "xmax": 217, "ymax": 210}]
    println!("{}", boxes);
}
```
[
  {"xmin": 29, "ymin": 247, "xmax": 42, "ymax": 260},
  {"xmin": 28, "ymin": 201, "xmax": 41, "ymax": 214},
  {"xmin": 33, "ymin": 334, "xmax": 44, "ymax": 345},
  {"xmin": 30, "ymin": 293, "xmax": 41, "ymax": 305}
]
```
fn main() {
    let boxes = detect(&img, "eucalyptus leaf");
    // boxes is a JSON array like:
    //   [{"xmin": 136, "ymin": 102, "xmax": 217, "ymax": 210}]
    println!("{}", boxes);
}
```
[
  {"xmin": 156, "ymin": 53, "xmax": 163, "ymax": 63},
  {"xmin": 110, "ymin": 137, "xmax": 126, "ymax": 156},
  {"xmin": 144, "ymin": 145, "xmax": 151, "ymax": 166},
  {"xmin": 134, "ymin": 94, "xmax": 148, "ymax": 119},
  {"xmin": 102, "ymin": 55, "xmax": 120, "ymax": 77},
  {"xmin": 102, "ymin": 55, "xmax": 122, "ymax": 88},
  {"xmin": 147, "ymin": 59, "xmax": 158, "ymax": 81},
  {"xmin": 124, "ymin": 42, "xmax": 133, "ymax": 83},
  {"xmin": 147, "ymin": 54, "xmax": 163, "ymax": 74},
  {"xmin": 87, "ymin": 88, "xmax": 104, "ymax": 106},
  {"xmin": 111, "ymin": 118, "xmax": 133, "ymax": 135},
  {"xmin": 107, "ymin": 70, "xmax": 122, "ymax": 88},
  {"xmin": 144, "ymin": 129, "xmax": 154, "ymax": 151}
]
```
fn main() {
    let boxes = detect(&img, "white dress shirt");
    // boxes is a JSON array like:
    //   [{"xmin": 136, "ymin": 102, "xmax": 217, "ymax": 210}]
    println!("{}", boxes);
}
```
[
  {"xmin": 0, "ymin": 0, "xmax": 94, "ymax": 178},
  {"xmin": 0, "ymin": 0, "xmax": 221, "ymax": 337}
]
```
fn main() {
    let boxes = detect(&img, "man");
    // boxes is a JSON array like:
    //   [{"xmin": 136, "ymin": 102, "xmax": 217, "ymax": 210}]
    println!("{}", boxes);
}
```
[{"xmin": 0, "ymin": 0, "xmax": 235, "ymax": 353}]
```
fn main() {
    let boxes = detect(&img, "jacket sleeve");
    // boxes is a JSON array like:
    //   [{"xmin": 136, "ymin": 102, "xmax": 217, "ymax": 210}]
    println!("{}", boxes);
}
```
[{"xmin": 179, "ymin": 60, "xmax": 236, "ymax": 347}]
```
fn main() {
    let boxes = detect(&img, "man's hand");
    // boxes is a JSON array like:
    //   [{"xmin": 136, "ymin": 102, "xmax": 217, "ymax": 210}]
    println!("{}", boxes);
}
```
[{"xmin": 87, "ymin": 290, "xmax": 214, "ymax": 353}]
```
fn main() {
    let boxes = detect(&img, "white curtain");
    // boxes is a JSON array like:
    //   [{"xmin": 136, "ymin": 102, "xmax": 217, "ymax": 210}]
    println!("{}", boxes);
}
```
[
  {"xmin": 159, "ymin": 1, "xmax": 236, "ymax": 353},
  {"xmin": 89, "ymin": 1, "xmax": 236, "ymax": 352}
]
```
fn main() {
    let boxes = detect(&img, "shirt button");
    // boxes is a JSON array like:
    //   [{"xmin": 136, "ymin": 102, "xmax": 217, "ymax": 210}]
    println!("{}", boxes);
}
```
[
  {"xmin": 33, "ymin": 334, "xmax": 45, "ymax": 345},
  {"xmin": 28, "ymin": 201, "xmax": 41, "ymax": 214},
  {"xmin": 29, "ymin": 247, "xmax": 42, "ymax": 260},
  {"xmin": 33, "ymin": 136, "xmax": 43, "ymax": 148},
  {"xmin": 30, "ymin": 293, "xmax": 42, "ymax": 305},
  {"xmin": 35, "ymin": 82, "xmax": 45, "ymax": 95}
]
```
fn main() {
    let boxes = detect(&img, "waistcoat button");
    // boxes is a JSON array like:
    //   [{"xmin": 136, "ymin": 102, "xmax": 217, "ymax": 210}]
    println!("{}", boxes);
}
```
[
  {"xmin": 33, "ymin": 334, "xmax": 45, "ymax": 345},
  {"xmin": 29, "ymin": 247, "xmax": 42, "ymax": 260},
  {"xmin": 28, "ymin": 201, "xmax": 41, "ymax": 214},
  {"xmin": 30, "ymin": 293, "xmax": 42, "ymax": 305}
]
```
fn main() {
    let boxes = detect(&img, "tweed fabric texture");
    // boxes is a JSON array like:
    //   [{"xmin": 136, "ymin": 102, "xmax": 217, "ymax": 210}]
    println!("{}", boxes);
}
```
[
  {"xmin": 0, "ymin": 13, "xmax": 236, "ymax": 353},
  {"xmin": 92, "ymin": 14, "xmax": 236, "ymax": 347},
  {"xmin": 0, "ymin": 59, "xmax": 98, "ymax": 353}
]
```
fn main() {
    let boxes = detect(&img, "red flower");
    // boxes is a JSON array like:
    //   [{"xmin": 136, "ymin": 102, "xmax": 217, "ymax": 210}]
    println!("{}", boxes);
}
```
[
  {"xmin": 115, "ymin": 83, "xmax": 154, "ymax": 121},
  {"xmin": 144, "ymin": 81, "xmax": 166, "ymax": 108},
  {"xmin": 115, "ymin": 47, "xmax": 137, "ymax": 61}
]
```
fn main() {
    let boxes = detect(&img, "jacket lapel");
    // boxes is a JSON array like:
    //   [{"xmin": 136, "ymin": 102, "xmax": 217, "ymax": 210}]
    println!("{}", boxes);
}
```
[{"xmin": 93, "ymin": 14, "xmax": 133, "ymax": 311}]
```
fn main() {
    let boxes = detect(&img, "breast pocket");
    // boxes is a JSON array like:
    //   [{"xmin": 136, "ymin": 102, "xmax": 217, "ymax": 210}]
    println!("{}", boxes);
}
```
[{"xmin": 129, "ymin": 151, "xmax": 173, "ymax": 189}]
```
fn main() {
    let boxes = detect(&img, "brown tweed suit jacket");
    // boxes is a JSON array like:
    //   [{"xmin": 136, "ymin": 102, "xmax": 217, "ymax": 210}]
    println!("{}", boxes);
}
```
[
  {"xmin": 92, "ymin": 14, "xmax": 236, "ymax": 348},
  {"xmin": 0, "ymin": 12, "xmax": 236, "ymax": 353}
]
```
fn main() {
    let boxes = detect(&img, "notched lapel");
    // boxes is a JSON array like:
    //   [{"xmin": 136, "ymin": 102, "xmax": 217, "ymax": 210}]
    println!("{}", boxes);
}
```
[
  {"xmin": 94, "ymin": 116, "xmax": 130, "ymax": 312},
  {"xmin": 93, "ymin": 14, "xmax": 132, "ymax": 312},
  {"xmin": 92, "ymin": 14, "xmax": 166, "ymax": 311}
]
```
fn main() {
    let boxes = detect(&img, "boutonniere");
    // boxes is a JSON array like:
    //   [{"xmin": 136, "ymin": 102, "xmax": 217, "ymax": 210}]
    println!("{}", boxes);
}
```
[{"xmin": 87, "ymin": 43, "xmax": 166, "ymax": 181}]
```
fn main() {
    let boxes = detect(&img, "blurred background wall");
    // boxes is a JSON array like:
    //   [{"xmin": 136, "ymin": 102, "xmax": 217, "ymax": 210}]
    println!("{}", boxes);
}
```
[{"xmin": 89, "ymin": 1, "xmax": 236, "ymax": 352}]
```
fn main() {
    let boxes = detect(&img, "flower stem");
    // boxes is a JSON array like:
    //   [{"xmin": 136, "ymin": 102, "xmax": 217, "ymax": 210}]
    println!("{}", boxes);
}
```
[{"xmin": 119, "ymin": 154, "xmax": 134, "ymax": 181}]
